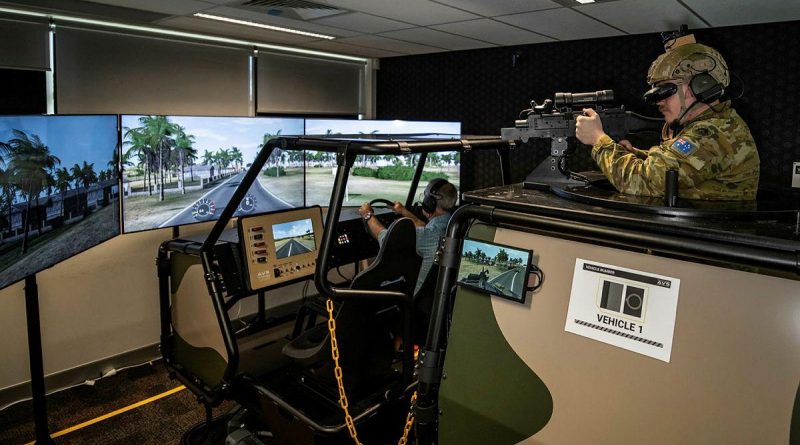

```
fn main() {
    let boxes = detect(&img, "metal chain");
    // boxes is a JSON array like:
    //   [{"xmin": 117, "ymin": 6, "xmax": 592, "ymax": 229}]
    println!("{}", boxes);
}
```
[
  {"xmin": 326, "ymin": 298, "xmax": 418, "ymax": 445},
  {"xmin": 397, "ymin": 391, "xmax": 417, "ymax": 445},
  {"xmin": 326, "ymin": 298, "xmax": 363, "ymax": 445}
]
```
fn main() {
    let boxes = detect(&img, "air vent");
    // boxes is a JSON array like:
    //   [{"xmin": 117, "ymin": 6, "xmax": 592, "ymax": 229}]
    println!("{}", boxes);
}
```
[
  {"xmin": 241, "ymin": 0, "xmax": 340, "ymax": 10},
  {"xmin": 238, "ymin": 0, "xmax": 348, "ymax": 20}
]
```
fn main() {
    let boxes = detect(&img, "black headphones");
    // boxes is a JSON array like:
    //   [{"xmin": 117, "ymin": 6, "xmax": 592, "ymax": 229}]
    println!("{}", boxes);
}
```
[
  {"xmin": 421, "ymin": 178, "xmax": 448, "ymax": 213},
  {"xmin": 690, "ymin": 72, "xmax": 725, "ymax": 103}
]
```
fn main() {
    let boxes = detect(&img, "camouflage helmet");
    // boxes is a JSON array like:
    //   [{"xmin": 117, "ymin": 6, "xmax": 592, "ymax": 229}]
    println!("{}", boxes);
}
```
[{"xmin": 646, "ymin": 43, "xmax": 729, "ymax": 87}]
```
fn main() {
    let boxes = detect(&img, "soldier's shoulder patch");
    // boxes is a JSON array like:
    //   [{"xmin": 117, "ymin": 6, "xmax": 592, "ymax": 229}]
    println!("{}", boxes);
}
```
[{"xmin": 670, "ymin": 137, "xmax": 698, "ymax": 155}]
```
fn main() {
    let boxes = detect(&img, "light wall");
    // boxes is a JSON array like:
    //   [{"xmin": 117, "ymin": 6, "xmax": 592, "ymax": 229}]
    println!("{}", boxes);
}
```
[{"xmin": 0, "ymin": 14, "xmax": 372, "ymax": 400}]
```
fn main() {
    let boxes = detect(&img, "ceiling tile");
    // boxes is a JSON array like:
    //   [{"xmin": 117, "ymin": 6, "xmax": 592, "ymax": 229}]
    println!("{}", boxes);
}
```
[
  {"xmin": 335, "ymin": 34, "xmax": 444, "ymax": 55},
  {"xmin": 300, "ymin": 39, "xmax": 404, "ymax": 58},
  {"xmin": 311, "ymin": 12, "xmax": 414, "ymax": 34},
  {"xmin": 682, "ymin": 0, "xmax": 800, "ymax": 27},
  {"xmin": 576, "ymin": 0, "xmax": 707, "ymax": 35},
  {"xmin": 379, "ymin": 27, "xmax": 495, "ymax": 50},
  {"xmin": 206, "ymin": 5, "xmax": 361, "ymax": 37},
  {"xmin": 320, "ymin": 0, "xmax": 480, "ymax": 26},
  {"xmin": 158, "ymin": 16, "xmax": 320, "ymax": 45},
  {"xmin": 432, "ymin": 0, "xmax": 561, "ymax": 17},
  {"xmin": 495, "ymin": 8, "xmax": 624, "ymax": 41},
  {"xmin": 431, "ymin": 18, "xmax": 554, "ymax": 46},
  {"xmin": 85, "ymin": 0, "xmax": 214, "ymax": 16}
]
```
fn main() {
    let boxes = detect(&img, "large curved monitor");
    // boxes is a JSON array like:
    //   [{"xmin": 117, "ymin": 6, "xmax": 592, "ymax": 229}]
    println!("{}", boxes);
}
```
[
  {"xmin": 121, "ymin": 115, "xmax": 304, "ymax": 233},
  {"xmin": 0, "ymin": 114, "xmax": 119, "ymax": 291},
  {"xmin": 303, "ymin": 119, "xmax": 462, "ymax": 206}
]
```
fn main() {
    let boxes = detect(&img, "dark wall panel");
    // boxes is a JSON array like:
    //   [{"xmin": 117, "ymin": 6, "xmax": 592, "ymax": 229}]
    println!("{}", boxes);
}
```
[
  {"xmin": 377, "ymin": 21, "xmax": 800, "ymax": 193},
  {"xmin": 0, "ymin": 68, "xmax": 46, "ymax": 114},
  {"xmin": 56, "ymin": 27, "xmax": 251, "ymax": 116},
  {"xmin": 257, "ymin": 52, "xmax": 363, "ymax": 116}
]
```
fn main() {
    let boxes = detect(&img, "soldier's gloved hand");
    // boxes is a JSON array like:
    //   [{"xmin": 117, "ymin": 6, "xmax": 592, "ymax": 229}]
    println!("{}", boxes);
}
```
[{"xmin": 576, "ymin": 108, "xmax": 607, "ymax": 146}]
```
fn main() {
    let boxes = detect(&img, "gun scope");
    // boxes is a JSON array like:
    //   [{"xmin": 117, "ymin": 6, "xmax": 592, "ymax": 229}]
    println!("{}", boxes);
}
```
[{"xmin": 554, "ymin": 90, "xmax": 614, "ymax": 107}]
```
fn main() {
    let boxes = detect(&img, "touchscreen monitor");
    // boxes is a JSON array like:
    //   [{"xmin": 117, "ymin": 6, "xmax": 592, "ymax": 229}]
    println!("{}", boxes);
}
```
[
  {"xmin": 456, "ymin": 239, "xmax": 532, "ymax": 303},
  {"xmin": 272, "ymin": 217, "xmax": 316, "ymax": 259}
]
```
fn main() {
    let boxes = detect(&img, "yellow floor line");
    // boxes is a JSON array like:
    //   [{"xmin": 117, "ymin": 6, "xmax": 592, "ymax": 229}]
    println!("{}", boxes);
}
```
[{"xmin": 25, "ymin": 385, "xmax": 186, "ymax": 445}]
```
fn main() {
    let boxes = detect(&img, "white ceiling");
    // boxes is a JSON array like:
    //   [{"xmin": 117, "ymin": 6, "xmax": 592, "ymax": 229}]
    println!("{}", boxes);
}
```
[{"xmin": 2, "ymin": 0, "xmax": 800, "ymax": 58}]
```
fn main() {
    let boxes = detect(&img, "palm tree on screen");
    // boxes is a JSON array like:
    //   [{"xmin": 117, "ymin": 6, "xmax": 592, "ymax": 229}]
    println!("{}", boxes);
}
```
[
  {"xmin": 173, "ymin": 125, "xmax": 195, "ymax": 194},
  {"xmin": 0, "ymin": 168, "xmax": 14, "ymax": 237},
  {"xmin": 5, "ymin": 130, "xmax": 60, "ymax": 254},
  {"xmin": 140, "ymin": 115, "xmax": 176, "ymax": 201},
  {"xmin": 55, "ymin": 167, "xmax": 72, "ymax": 218},
  {"xmin": 123, "ymin": 127, "xmax": 152, "ymax": 195},
  {"xmin": 261, "ymin": 130, "xmax": 283, "ymax": 176},
  {"xmin": 185, "ymin": 146, "xmax": 198, "ymax": 182},
  {"xmin": 229, "ymin": 146, "xmax": 243, "ymax": 172},
  {"xmin": 201, "ymin": 149, "xmax": 214, "ymax": 166}
]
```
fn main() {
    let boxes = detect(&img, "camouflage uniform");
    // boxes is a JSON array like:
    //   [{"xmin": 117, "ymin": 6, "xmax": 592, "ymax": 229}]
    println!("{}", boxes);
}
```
[{"xmin": 591, "ymin": 100, "xmax": 760, "ymax": 200}]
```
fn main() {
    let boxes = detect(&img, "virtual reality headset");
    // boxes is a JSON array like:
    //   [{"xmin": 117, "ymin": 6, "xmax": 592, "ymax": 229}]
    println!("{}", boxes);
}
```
[{"xmin": 643, "ymin": 83, "xmax": 678, "ymax": 104}]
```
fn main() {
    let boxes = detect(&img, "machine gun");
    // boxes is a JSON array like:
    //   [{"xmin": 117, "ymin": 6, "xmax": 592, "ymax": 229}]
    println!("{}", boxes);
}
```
[{"xmin": 501, "ymin": 90, "xmax": 663, "ymax": 190}]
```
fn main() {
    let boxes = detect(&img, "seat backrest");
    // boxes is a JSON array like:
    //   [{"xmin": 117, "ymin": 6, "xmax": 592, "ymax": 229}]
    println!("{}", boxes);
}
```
[
  {"xmin": 339, "ymin": 217, "xmax": 422, "ymax": 386},
  {"xmin": 351, "ymin": 217, "xmax": 421, "ymax": 295},
  {"xmin": 165, "ymin": 252, "xmax": 231, "ymax": 404},
  {"xmin": 283, "ymin": 217, "xmax": 422, "ymax": 392}
]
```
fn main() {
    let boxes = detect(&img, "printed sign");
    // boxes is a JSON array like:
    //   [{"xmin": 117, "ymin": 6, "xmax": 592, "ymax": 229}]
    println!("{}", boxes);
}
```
[{"xmin": 565, "ymin": 259, "xmax": 680, "ymax": 362}]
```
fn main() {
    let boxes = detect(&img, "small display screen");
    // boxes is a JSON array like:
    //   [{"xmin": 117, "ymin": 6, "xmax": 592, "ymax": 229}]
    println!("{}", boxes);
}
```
[
  {"xmin": 456, "ymin": 239, "xmax": 532, "ymax": 303},
  {"xmin": 272, "ymin": 218, "xmax": 315, "ymax": 259}
]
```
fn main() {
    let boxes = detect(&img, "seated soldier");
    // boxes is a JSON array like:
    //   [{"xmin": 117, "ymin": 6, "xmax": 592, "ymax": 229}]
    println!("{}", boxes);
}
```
[{"xmin": 357, "ymin": 178, "xmax": 457, "ymax": 295}]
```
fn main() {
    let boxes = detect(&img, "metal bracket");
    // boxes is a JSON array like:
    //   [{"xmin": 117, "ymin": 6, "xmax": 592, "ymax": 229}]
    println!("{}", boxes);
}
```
[
  {"xmin": 439, "ymin": 235, "xmax": 461, "ymax": 269},
  {"xmin": 396, "ymin": 140, "xmax": 411, "ymax": 153},
  {"xmin": 416, "ymin": 350, "xmax": 443, "ymax": 384}
]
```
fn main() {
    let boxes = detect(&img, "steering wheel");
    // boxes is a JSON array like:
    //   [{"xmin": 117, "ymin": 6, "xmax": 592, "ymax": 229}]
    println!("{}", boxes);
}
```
[
  {"xmin": 368, "ymin": 198, "xmax": 394, "ymax": 208},
  {"xmin": 362, "ymin": 198, "xmax": 395, "ymax": 233}
]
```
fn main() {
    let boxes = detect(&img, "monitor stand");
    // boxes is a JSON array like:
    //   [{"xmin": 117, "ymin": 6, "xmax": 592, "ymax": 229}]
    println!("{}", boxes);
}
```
[{"xmin": 24, "ymin": 274, "xmax": 56, "ymax": 445}]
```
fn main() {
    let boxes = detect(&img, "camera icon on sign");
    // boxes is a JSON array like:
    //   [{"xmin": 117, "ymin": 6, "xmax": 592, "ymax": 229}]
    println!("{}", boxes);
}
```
[{"xmin": 599, "ymin": 279, "xmax": 647, "ymax": 320}]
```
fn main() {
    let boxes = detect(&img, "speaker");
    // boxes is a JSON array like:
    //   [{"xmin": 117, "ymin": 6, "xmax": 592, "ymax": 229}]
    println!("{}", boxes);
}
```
[
  {"xmin": 690, "ymin": 72, "xmax": 724, "ymax": 103},
  {"xmin": 421, "ymin": 178, "xmax": 448, "ymax": 213}
]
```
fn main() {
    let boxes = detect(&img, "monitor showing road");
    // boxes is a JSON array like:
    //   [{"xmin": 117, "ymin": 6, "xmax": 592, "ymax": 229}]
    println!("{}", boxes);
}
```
[
  {"xmin": 120, "ymin": 115, "xmax": 304, "ymax": 233},
  {"xmin": 456, "ymin": 239, "xmax": 532, "ymax": 303}
]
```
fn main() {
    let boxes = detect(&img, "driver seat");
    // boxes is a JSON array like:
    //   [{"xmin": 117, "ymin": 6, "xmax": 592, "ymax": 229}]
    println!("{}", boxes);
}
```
[{"xmin": 282, "ymin": 217, "xmax": 422, "ymax": 395}]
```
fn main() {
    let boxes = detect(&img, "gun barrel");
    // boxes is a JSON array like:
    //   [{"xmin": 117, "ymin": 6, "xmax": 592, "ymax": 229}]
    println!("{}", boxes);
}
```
[{"xmin": 554, "ymin": 90, "xmax": 614, "ymax": 107}]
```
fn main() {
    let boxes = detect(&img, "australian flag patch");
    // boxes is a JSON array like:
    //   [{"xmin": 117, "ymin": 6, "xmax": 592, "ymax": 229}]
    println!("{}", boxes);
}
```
[{"xmin": 671, "ymin": 138, "xmax": 697, "ymax": 155}]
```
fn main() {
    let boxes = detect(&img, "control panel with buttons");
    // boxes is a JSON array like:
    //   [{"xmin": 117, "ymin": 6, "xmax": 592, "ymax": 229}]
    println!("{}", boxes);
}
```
[{"xmin": 237, "ymin": 207, "xmax": 324, "ymax": 291}]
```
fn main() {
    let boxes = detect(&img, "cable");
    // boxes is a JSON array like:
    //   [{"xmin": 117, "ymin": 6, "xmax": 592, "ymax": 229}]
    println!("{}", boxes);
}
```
[
  {"xmin": 0, "ymin": 359, "xmax": 162, "ymax": 412},
  {"xmin": 729, "ymin": 70, "xmax": 745, "ymax": 100},
  {"xmin": 527, "ymin": 264, "xmax": 545, "ymax": 292}
]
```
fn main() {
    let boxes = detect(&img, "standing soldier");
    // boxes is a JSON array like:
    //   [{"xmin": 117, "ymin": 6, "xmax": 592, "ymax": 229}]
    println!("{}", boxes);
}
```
[{"xmin": 575, "ymin": 33, "xmax": 760, "ymax": 200}]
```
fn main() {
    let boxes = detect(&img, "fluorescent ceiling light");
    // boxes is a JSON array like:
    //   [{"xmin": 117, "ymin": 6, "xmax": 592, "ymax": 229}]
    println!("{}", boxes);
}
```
[
  {"xmin": 194, "ymin": 13, "xmax": 335, "ymax": 40},
  {"xmin": 0, "ymin": 6, "xmax": 365, "ymax": 62},
  {"xmin": 576, "ymin": 0, "xmax": 595, "ymax": 3}
]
